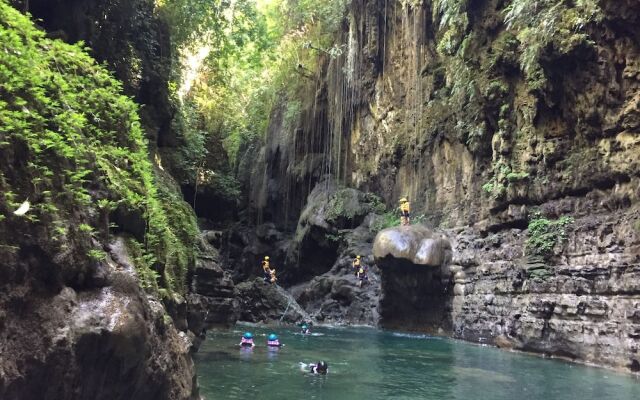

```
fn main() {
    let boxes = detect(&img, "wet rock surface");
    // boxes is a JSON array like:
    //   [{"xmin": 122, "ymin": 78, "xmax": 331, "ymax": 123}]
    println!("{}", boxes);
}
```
[
  {"xmin": 235, "ymin": 278, "xmax": 310, "ymax": 324},
  {"xmin": 186, "ymin": 232, "xmax": 239, "ymax": 350},
  {"xmin": 374, "ymin": 225, "xmax": 452, "ymax": 268},
  {"xmin": 449, "ymin": 204, "xmax": 640, "ymax": 372},
  {"xmin": 373, "ymin": 226, "xmax": 453, "ymax": 331},
  {"xmin": 292, "ymin": 223, "xmax": 381, "ymax": 326},
  {"xmin": 0, "ymin": 236, "xmax": 199, "ymax": 400}
]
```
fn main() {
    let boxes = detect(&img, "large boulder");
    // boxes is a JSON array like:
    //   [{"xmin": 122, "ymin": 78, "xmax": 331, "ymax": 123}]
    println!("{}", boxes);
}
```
[
  {"xmin": 373, "ymin": 225, "xmax": 453, "ymax": 332},
  {"xmin": 373, "ymin": 225, "xmax": 452, "ymax": 268},
  {"xmin": 0, "ymin": 237, "xmax": 199, "ymax": 400},
  {"xmin": 292, "ymin": 223, "xmax": 381, "ymax": 326},
  {"xmin": 285, "ymin": 182, "xmax": 385, "ymax": 284},
  {"xmin": 235, "ymin": 278, "xmax": 310, "ymax": 324}
]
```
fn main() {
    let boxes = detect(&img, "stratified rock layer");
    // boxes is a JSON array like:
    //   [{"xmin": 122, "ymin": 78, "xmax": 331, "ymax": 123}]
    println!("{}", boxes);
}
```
[
  {"xmin": 186, "ymin": 232, "xmax": 239, "ymax": 349},
  {"xmin": 449, "ymin": 205, "xmax": 640, "ymax": 373}
]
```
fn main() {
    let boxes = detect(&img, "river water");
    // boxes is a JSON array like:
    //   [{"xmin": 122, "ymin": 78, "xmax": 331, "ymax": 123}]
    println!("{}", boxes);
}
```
[{"xmin": 195, "ymin": 326, "xmax": 640, "ymax": 400}]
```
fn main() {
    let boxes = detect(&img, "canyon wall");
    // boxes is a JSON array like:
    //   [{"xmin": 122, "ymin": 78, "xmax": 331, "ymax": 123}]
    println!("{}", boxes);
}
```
[{"xmin": 247, "ymin": 0, "xmax": 640, "ymax": 373}]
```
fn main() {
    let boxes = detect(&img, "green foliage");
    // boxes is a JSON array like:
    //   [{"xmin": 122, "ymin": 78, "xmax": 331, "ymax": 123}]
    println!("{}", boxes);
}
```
[
  {"xmin": 483, "ymin": 163, "xmax": 528, "ymax": 197},
  {"xmin": 0, "ymin": 1, "xmax": 196, "ymax": 296},
  {"xmin": 370, "ymin": 211, "xmax": 399, "ymax": 233},
  {"xmin": 325, "ymin": 189, "xmax": 387, "ymax": 224},
  {"xmin": 504, "ymin": 0, "xmax": 603, "ymax": 90},
  {"xmin": 526, "ymin": 214, "xmax": 574, "ymax": 258},
  {"xmin": 506, "ymin": 171, "xmax": 529, "ymax": 182},
  {"xmin": 482, "ymin": 178, "xmax": 506, "ymax": 198},
  {"xmin": 325, "ymin": 232, "xmax": 344, "ymax": 243},
  {"xmin": 168, "ymin": 0, "xmax": 351, "ymax": 169},
  {"xmin": 87, "ymin": 249, "xmax": 107, "ymax": 261},
  {"xmin": 283, "ymin": 99, "xmax": 303, "ymax": 131},
  {"xmin": 433, "ymin": 0, "xmax": 469, "ymax": 55},
  {"xmin": 125, "ymin": 237, "xmax": 161, "ymax": 292},
  {"xmin": 325, "ymin": 189, "xmax": 358, "ymax": 222}
]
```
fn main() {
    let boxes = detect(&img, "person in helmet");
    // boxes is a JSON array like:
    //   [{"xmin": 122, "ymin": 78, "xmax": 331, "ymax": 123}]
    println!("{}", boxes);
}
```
[
  {"xmin": 301, "ymin": 324, "xmax": 311, "ymax": 335},
  {"xmin": 262, "ymin": 256, "xmax": 271, "ymax": 282},
  {"xmin": 399, "ymin": 197, "xmax": 411, "ymax": 226},
  {"xmin": 356, "ymin": 263, "xmax": 369, "ymax": 288},
  {"xmin": 308, "ymin": 361, "xmax": 328, "ymax": 375},
  {"xmin": 352, "ymin": 255, "xmax": 361, "ymax": 277},
  {"xmin": 267, "ymin": 333, "xmax": 282, "ymax": 347},
  {"xmin": 239, "ymin": 332, "xmax": 255, "ymax": 347}
]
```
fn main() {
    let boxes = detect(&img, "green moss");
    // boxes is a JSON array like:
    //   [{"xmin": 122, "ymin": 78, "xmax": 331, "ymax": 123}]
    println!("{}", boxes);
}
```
[
  {"xmin": 526, "ymin": 214, "xmax": 574, "ymax": 259},
  {"xmin": 370, "ymin": 211, "xmax": 399, "ymax": 234},
  {"xmin": 504, "ymin": 0, "xmax": 603, "ymax": 90},
  {"xmin": 0, "ymin": 1, "xmax": 197, "ymax": 296},
  {"xmin": 506, "ymin": 171, "xmax": 530, "ymax": 182}
]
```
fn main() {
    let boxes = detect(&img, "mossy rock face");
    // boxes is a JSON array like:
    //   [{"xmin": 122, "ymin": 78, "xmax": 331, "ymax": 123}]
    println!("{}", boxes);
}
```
[{"xmin": 0, "ymin": 0, "xmax": 196, "ymax": 296}]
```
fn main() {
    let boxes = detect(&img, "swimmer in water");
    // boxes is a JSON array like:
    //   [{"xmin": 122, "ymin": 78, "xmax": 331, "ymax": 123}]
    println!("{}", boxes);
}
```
[
  {"xmin": 301, "ymin": 324, "xmax": 311, "ymax": 335},
  {"xmin": 300, "ymin": 361, "xmax": 328, "ymax": 375},
  {"xmin": 239, "ymin": 332, "xmax": 255, "ymax": 347},
  {"xmin": 267, "ymin": 333, "xmax": 282, "ymax": 347}
]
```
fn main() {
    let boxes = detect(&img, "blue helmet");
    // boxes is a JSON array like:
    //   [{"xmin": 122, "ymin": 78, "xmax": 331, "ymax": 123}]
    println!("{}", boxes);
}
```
[
  {"xmin": 268, "ymin": 333, "xmax": 278, "ymax": 341},
  {"xmin": 302, "ymin": 324, "xmax": 308, "ymax": 330},
  {"xmin": 243, "ymin": 332, "xmax": 253, "ymax": 339}
]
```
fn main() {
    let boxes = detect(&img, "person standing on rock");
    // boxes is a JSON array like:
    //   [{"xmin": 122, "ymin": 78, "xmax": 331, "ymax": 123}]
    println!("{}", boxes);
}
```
[
  {"xmin": 399, "ymin": 197, "xmax": 411, "ymax": 226},
  {"xmin": 352, "ymin": 255, "xmax": 362, "ymax": 277},
  {"xmin": 262, "ymin": 256, "xmax": 271, "ymax": 282}
]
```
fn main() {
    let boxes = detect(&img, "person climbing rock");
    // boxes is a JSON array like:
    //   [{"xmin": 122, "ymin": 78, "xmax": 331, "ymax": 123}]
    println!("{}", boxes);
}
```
[
  {"xmin": 356, "ymin": 263, "xmax": 369, "ymax": 288},
  {"xmin": 352, "ymin": 255, "xmax": 361, "ymax": 277},
  {"xmin": 239, "ymin": 332, "xmax": 255, "ymax": 347},
  {"xmin": 301, "ymin": 324, "xmax": 311, "ymax": 335},
  {"xmin": 300, "ymin": 361, "xmax": 328, "ymax": 375},
  {"xmin": 399, "ymin": 197, "xmax": 411, "ymax": 226},
  {"xmin": 269, "ymin": 268, "xmax": 277, "ymax": 284},
  {"xmin": 267, "ymin": 333, "xmax": 282, "ymax": 347},
  {"xmin": 262, "ymin": 256, "xmax": 271, "ymax": 282}
]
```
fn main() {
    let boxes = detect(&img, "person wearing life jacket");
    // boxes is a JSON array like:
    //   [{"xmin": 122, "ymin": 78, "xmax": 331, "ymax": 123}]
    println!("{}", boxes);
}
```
[
  {"xmin": 269, "ymin": 268, "xmax": 277, "ymax": 284},
  {"xmin": 352, "ymin": 255, "xmax": 361, "ymax": 277},
  {"xmin": 399, "ymin": 197, "xmax": 411, "ymax": 226},
  {"xmin": 239, "ymin": 332, "xmax": 255, "ymax": 347},
  {"xmin": 301, "ymin": 324, "xmax": 311, "ymax": 335},
  {"xmin": 308, "ymin": 361, "xmax": 328, "ymax": 375},
  {"xmin": 267, "ymin": 333, "xmax": 282, "ymax": 347},
  {"xmin": 262, "ymin": 256, "xmax": 271, "ymax": 282},
  {"xmin": 356, "ymin": 263, "xmax": 369, "ymax": 287}
]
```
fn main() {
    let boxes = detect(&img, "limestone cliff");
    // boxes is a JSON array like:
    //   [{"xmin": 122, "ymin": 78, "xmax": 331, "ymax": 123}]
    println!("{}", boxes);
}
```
[{"xmin": 245, "ymin": 0, "xmax": 640, "ymax": 373}]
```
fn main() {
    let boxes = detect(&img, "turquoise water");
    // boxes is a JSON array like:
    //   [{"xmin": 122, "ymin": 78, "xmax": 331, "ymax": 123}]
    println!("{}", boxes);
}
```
[{"xmin": 195, "ymin": 327, "xmax": 640, "ymax": 400}]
